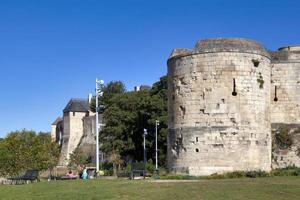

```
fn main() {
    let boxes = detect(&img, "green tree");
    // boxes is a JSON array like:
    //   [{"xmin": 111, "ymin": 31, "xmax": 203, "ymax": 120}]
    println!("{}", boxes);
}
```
[
  {"xmin": 90, "ymin": 81, "xmax": 126, "ymax": 112},
  {"xmin": 68, "ymin": 146, "xmax": 90, "ymax": 169},
  {"xmin": 100, "ymin": 76, "xmax": 168, "ymax": 168},
  {"xmin": 0, "ymin": 130, "xmax": 60, "ymax": 176}
]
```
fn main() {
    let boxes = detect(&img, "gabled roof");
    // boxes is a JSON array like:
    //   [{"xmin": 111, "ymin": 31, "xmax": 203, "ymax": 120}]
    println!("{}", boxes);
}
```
[
  {"xmin": 63, "ymin": 98, "xmax": 90, "ymax": 113},
  {"xmin": 52, "ymin": 117, "xmax": 62, "ymax": 125}
]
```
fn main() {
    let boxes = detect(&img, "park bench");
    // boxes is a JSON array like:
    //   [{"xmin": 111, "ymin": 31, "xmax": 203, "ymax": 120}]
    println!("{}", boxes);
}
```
[
  {"xmin": 8, "ymin": 170, "xmax": 39, "ymax": 184},
  {"xmin": 130, "ymin": 163, "xmax": 147, "ymax": 179}
]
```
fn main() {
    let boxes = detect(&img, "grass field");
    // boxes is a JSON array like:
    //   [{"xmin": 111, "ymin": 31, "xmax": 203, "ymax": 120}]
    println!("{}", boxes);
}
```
[{"xmin": 0, "ymin": 177, "xmax": 299, "ymax": 200}]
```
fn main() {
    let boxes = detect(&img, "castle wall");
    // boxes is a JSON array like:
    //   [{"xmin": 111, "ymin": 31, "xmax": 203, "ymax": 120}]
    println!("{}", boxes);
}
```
[
  {"xmin": 59, "ymin": 111, "xmax": 87, "ymax": 166},
  {"xmin": 80, "ymin": 115, "xmax": 97, "ymax": 164},
  {"xmin": 167, "ymin": 39, "xmax": 272, "ymax": 175},
  {"xmin": 270, "ymin": 47, "xmax": 300, "ymax": 168}
]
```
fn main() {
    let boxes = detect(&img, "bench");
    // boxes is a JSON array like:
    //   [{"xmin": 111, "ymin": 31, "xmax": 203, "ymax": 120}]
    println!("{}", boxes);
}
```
[
  {"xmin": 8, "ymin": 170, "xmax": 39, "ymax": 184},
  {"xmin": 130, "ymin": 169, "xmax": 146, "ymax": 179}
]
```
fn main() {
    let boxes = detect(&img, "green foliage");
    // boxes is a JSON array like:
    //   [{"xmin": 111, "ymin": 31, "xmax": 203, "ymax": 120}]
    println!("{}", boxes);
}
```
[
  {"xmin": 206, "ymin": 173, "xmax": 226, "ymax": 179},
  {"xmin": 68, "ymin": 146, "xmax": 90, "ymax": 169},
  {"xmin": 100, "ymin": 76, "xmax": 168, "ymax": 167},
  {"xmin": 90, "ymin": 80, "xmax": 126, "ymax": 112},
  {"xmin": 159, "ymin": 174, "xmax": 200, "ymax": 180},
  {"xmin": 270, "ymin": 167, "xmax": 300, "ymax": 177},
  {"xmin": 244, "ymin": 171, "xmax": 269, "ymax": 178},
  {"xmin": 257, "ymin": 72, "xmax": 264, "ymax": 89},
  {"xmin": 0, "ymin": 130, "xmax": 60, "ymax": 176},
  {"xmin": 206, "ymin": 169, "xmax": 299, "ymax": 180}
]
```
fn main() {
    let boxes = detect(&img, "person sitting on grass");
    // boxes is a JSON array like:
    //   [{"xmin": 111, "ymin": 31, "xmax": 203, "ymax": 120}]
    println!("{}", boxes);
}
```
[
  {"xmin": 66, "ymin": 170, "xmax": 77, "ymax": 179},
  {"xmin": 81, "ymin": 166, "xmax": 88, "ymax": 180}
]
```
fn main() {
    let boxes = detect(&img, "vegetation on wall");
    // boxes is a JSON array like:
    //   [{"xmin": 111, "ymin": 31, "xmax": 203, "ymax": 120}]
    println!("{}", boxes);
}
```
[
  {"xmin": 272, "ymin": 126, "xmax": 294, "ymax": 150},
  {"xmin": 257, "ymin": 72, "xmax": 264, "ymax": 89}
]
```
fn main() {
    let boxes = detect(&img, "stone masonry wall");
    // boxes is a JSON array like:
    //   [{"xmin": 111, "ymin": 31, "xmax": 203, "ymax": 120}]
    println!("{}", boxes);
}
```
[
  {"xmin": 270, "ymin": 47, "xmax": 300, "ymax": 168},
  {"xmin": 58, "ymin": 111, "xmax": 87, "ymax": 166},
  {"xmin": 167, "ymin": 39, "xmax": 272, "ymax": 176}
]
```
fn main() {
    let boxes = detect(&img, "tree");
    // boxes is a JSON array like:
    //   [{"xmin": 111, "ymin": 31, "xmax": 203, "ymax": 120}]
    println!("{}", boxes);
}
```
[
  {"xmin": 0, "ymin": 130, "xmax": 60, "ymax": 176},
  {"xmin": 100, "ymin": 76, "xmax": 168, "ymax": 168},
  {"xmin": 68, "ymin": 146, "xmax": 90, "ymax": 169},
  {"xmin": 90, "ymin": 81, "xmax": 126, "ymax": 112}
]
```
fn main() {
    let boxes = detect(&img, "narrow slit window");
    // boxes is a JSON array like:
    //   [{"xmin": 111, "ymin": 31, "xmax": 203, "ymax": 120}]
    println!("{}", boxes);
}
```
[
  {"xmin": 232, "ymin": 78, "xmax": 237, "ymax": 96},
  {"xmin": 274, "ymin": 86, "xmax": 278, "ymax": 101}
]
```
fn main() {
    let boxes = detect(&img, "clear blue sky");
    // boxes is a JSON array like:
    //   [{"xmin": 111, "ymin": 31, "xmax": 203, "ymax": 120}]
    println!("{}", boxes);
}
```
[{"xmin": 0, "ymin": 0, "xmax": 299, "ymax": 137}]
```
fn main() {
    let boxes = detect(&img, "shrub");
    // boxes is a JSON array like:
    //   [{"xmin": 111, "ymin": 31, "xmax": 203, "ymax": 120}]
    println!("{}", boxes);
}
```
[
  {"xmin": 226, "ymin": 171, "xmax": 245, "ymax": 179},
  {"xmin": 159, "ymin": 174, "xmax": 199, "ymax": 180},
  {"xmin": 103, "ymin": 169, "xmax": 113, "ymax": 176},
  {"xmin": 206, "ymin": 173, "xmax": 226, "ymax": 179},
  {"xmin": 245, "ymin": 171, "xmax": 268, "ymax": 178},
  {"xmin": 270, "ymin": 167, "xmax": 300, "ymax": 177}
]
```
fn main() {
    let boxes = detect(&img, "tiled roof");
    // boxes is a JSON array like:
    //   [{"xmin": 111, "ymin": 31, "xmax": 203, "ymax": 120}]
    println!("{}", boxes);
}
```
[
  {"xmin": 52, "ymin": 117, "xmax": 62, "ymax": 125},
  {"xmin": 63, "ymin": 98, "xmax": 90, "ymax": 113}
]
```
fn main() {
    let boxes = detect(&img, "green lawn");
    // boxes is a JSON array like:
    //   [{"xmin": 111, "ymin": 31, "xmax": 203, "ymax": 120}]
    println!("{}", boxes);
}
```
[{"xmin": 0, "ymin": 177, "xmax": 299, "ymax": 200}]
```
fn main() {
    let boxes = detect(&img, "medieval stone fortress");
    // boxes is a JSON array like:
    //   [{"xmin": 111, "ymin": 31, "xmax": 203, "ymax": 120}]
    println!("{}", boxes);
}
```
[
  {"xmin": 167, "ymin": 38, "xmax": 300, "ymax": 176},
  {"xmin": 51, "ymin": 97, "xmax": 102, "ymax": 166},
  {"xmin": 51, "ymin": 38, "xmax": 300, "ymax": 176}
]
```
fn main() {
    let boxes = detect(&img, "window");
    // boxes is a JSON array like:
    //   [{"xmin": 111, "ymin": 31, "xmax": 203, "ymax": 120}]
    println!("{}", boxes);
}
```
[
  {"xmin": 195, "ymin": 148, "xmax": 199, "ymax": 153},
  {"xmin": 232, "ymin": 78, "xmax": 237, "ymax": 96},
  {"xmin": 274, "ymin": 86, "xmax": 278, "ymax": 101}
]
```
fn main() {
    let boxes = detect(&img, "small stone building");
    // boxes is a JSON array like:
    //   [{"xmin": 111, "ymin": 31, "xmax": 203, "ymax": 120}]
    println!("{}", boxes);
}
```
[
  {"xmin": 51, "ymin": 98, "xmax": 103, "ymax": 166},
  {"xmin": 167, "ymin": 38, "xmax": 300, "ymax": 176}
]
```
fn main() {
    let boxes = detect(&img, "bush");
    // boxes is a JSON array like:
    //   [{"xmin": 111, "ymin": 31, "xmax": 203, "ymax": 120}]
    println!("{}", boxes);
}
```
[
  {"xmin": 146, "ymin": 160, "xmax": 156, "ymax": 173},
  {"xmin": 270, "ymin": 167, "xmax": 300, "ymax": 177},
  {"xmin": 159, "ymin": 174, "xmax": 199, "ymax": 180},
  {"xmin": 245, "ymin": 171, "xmax": 268, "ymax": 178},
  {"xmin": 206, "ymin": 173, "xmax": 226, "ymax": 179},
  {"xmin": 103, "ymin": 169, "xmax": 113, "ymax": 176},
  {"xmin": 226, "ymin": 171, "xmax": 246, "ymax": 179}
]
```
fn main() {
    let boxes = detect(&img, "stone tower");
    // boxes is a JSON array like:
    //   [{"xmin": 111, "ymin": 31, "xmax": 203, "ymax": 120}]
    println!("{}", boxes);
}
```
[
  {"xmin": 167, "ymin": 38, "xmax": 272, "ymax": 176},
  {"xmin": 59, "ymin": 99, "xmax": 90, "ymax": 165},
  {"xmin": 270, "ymin": 46, "xmax": 300, "ymax": 168}
]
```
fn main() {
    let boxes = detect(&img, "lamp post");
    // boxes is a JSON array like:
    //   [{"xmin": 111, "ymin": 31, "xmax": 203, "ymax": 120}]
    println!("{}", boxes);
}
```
[
  {"xmin": 143, "ymin": 128, "xmax": 147, "ymax": 176},
  {"xmin": 95, "ymin": 78, "xmax": 104, "ymax": 172},
  {"xmin": 155, "ymin": 120, "xmax": 159, "ymax": 171}
]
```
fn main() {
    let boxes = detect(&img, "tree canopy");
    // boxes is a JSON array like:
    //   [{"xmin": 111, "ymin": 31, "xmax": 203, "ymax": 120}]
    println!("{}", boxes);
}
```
[
  {"xmin": 0, "ymin": 130, "xmax": 60, "ymax": 176},
  {"xmin": 99, "ymin": 76, "xmax": 168, "ymax": 168}
]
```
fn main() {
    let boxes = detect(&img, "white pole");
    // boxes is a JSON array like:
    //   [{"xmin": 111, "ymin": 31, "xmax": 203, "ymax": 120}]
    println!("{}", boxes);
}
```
[
  {"xmin": 95, "ymin": 79, "xmax": 99, "ymax": 172},
  {"xmin": 143, "ymin": 129, "xmax": 147, "ymax": 172},
  {"xmin": 155, "ymin": 120, "xmax": 159, "ymax": 171}
]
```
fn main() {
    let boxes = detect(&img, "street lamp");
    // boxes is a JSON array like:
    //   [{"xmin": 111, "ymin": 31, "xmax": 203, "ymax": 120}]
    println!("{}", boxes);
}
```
[
  {"xmin": 143, "ymin": 128, "xmax": 147, "ymax": 176},
  {"xmin": 95, "ymin": 78, "xmax": 104, "ymax": 172},
  {"xmin": 155, "ymin": 120, "xmax": 159, "ymax": 171}
]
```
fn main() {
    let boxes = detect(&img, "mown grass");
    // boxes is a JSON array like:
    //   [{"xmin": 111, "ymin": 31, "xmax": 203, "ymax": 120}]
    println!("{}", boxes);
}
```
[{"xmin": 0, "ymin": 177, "xmax": 300, "ymax": 200}]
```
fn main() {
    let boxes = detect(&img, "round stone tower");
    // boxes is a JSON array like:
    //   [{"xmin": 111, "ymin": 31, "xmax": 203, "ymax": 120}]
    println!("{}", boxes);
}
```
[{"xmin": 167, "ymin": 38, "xmax": 272, "ymax": 176}]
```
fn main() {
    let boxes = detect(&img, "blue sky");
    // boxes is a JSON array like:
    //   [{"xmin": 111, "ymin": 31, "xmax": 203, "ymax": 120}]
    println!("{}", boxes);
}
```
[{"xmin": 0, "ymin": 0, "xmax": 299, "ymax": 137}]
